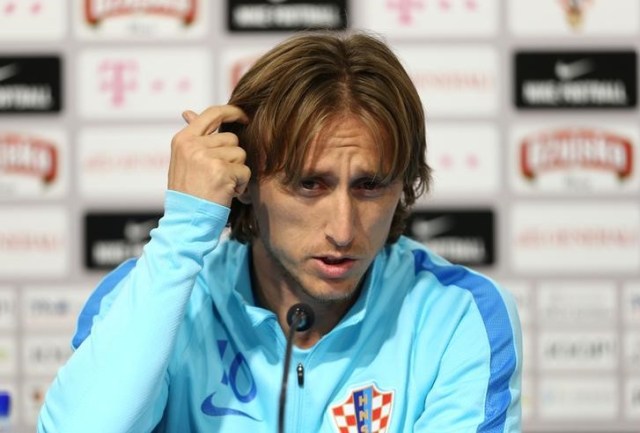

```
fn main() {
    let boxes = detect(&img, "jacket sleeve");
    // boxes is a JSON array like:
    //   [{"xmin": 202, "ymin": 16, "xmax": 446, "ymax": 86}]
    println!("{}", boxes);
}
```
[
  {"xmin": 37, "ymin": 190, "xmax": 231, "ymax": 433},
  {"xmin": 413, "ymin": 270, "xmax": 523, "ymax": 433}
]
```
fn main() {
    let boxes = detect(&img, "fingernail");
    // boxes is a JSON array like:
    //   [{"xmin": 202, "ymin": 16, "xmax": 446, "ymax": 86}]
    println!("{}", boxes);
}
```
[{"xmin": 181, "ymin": 110, "xmax": 194, "ymax": 123}]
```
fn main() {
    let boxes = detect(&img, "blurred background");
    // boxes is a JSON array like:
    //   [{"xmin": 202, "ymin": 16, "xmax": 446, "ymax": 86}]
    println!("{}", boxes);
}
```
[{"xmin": 0, "ymin": 0, "xmax": 639, "ymax": 431}]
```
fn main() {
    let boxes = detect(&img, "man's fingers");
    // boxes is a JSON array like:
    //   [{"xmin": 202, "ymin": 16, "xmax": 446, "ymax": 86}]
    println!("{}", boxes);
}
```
[{"xmin": 183, "ymin": 105, "xmax": 249, "ymax": 136}]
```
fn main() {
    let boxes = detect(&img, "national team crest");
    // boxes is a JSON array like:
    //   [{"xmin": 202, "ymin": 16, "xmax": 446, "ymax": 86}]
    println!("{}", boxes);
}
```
[{"xmin": 330, "ymin": 384, "xmax": 394, "ymax": 433}]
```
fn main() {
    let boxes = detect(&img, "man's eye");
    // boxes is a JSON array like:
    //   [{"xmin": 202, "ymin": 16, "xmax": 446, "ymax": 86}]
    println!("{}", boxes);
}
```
[
  {"xmin": 359, "ymin": 179, "xmax": 383, "ymax": 190},
  {"xmin": 300, "ymin": 179, "xmax": 320, "ymax": 190}
]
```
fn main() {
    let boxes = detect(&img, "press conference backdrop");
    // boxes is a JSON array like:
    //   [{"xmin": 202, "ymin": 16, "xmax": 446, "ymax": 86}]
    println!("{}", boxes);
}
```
[{"xmin": 0, "ymin": 1, "xmax": 639, "ymax": 432}]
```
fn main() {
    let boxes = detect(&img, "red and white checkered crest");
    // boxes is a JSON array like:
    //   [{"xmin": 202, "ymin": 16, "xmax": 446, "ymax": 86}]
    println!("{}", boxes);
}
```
[{"xmin": 330, "ymin": 384, "xmax": 394, "ymax": 433}]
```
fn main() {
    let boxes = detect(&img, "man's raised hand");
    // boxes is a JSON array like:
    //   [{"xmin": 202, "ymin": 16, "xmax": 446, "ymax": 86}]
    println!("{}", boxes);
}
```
[{"xmin": 168, "ymin": 105, "xmax": 250, "ymax": 208}]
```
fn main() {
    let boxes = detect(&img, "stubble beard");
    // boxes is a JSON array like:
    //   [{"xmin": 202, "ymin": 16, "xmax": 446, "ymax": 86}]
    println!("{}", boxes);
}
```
[{"xmin": 263, "ymin": 241, "xmax": 363, "ymax": 305}]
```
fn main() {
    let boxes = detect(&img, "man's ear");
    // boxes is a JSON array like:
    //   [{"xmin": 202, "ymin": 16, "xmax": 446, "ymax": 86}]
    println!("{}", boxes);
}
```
[{"xmin": 237, "ymin": 188, "xmax": 252, "ymax": 205}]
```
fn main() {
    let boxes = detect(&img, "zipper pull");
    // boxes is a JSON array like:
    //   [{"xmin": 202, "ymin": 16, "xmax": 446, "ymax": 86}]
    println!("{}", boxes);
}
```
[{"xmin": 297, "ymin": 363, "xmax": 304, "ymax": 387}]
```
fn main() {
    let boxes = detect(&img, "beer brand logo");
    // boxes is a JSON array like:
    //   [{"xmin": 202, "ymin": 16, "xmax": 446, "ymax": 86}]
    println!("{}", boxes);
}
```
[
  {"xmin": 0, "ymin": 133, "xmax": 58, "ymax": 183},
  {"xmin": 557, "ymin": 0, "xmax": 594, "ymax": 30},
  {"xmin": 520, "ymin": 129, "xmax": 633, "ymax": 180},
  {"xmin": 331, "ymin": 384, "xmax": 394, "ymax": 433},
  {"xmin": 84, "ymin": 0, "xmax": 197, "ymax": 25}
]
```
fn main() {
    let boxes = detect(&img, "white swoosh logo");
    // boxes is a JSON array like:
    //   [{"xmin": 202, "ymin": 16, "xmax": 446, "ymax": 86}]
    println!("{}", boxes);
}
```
[
  {"xmin": 411, "ymin": 216, "xmax": 453, "ymax": 240},
  {"xmin": 0, "ymin": 63, "xmax": 19, "ymax": 82},
  {"xmin": 554, "ymin": 58, "xmax": 594, "ymax": 81}
]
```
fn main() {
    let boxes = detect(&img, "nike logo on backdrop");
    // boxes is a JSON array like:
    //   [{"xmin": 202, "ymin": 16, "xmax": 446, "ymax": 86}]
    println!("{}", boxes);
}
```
[
  {"xmin": 554, "ymin": 58, "xmax": 594, "ymax": 81},
  {"xmin": 0, "ymin": 64, "xmax": 19, "ymax": 82},
  {"xmin": 201, "ymin": 392, "xmax": 260, "ymax": 420}
]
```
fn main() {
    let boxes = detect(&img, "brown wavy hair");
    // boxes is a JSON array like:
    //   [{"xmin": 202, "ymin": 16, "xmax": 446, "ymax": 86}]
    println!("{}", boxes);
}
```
[{"xmin": 221, "ymin": 31, "xmax": 431, "ymax": 244}]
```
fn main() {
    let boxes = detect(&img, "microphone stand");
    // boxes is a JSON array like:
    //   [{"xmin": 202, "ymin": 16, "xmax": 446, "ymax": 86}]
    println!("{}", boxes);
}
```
[{"xmin": 278, "ymin": 303, "xmax": 314, "ymax": 433}]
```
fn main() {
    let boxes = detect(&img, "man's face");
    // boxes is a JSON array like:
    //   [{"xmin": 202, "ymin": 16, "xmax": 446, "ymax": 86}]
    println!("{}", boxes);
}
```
[{"xmin": 249, "ymin": 115, "xmax": 403, "ymax": 303}]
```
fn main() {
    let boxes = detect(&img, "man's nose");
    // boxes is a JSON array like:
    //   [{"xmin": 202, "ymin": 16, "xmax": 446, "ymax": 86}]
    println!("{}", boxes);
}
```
[{"xmin": 324, "ymin": 191, "xmax": 356, "ymax": 248}]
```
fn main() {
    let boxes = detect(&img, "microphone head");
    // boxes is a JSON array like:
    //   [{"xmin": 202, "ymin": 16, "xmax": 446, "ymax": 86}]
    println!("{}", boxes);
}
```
[{"xmin": 286, "ymin": 303, "xmax": 315, "ymax": 332}]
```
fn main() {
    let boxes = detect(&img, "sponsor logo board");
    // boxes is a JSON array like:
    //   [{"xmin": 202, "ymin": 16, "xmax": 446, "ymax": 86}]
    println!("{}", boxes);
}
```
[
  {"xmin": 538, "ymin": 331, "xmax": 618, "ymax": 371},
  {"xmin": 510, "ymin": 202, "xmax": 640, "ymax": 274},
  {"xmin": 77, "ymin": 48, "xmax": 211, "ymax": 119},
  {"xmin": 0, "ymin": 0, "xmax": 66, "ymax": 40},
  {"xmin": 0, "ymin": 128, "xmax": 68, "ymax": 199},
  {"xmin": 514, "ymin": 51, "xmax": 637, "ymax": 109},
  {"xmin": 538, "ymin": 376, "xmax": 618, "ymax": 419},
  {"xmin": 0, "ymin": 287, "xmax": 16, "ymax": 331},
  {"xmin": 405, "ymin": 209, "xmax": 494, "ymax": 266},
  {"xmin": 85, "ymin": 212, "xmax": 162, "ymax": 270},
  {"xmin": 75, "ymin": 0, "xmax": 207, "ymax": 39},
  {"xmin": 394, "ymin": 45, "xmax": 498, "ymax": 116},
  {"xmin": 420, "ymin": 123, "xmax": 499, "ymax": 198},
  {"xmin": 0, "ymin": 336, "xmax": 17, "ymax": 376},
  {"xmin": 509, "ymin": 0, "xmax": 639, "ymax": 36},
  {"xmin": 21, "ymin": 286, "xmax": 92, "ymax": 331},
  {"xmin": 0, "ymin": 56, "xmax": 62, "ymax": 113},
  {"xmin": 23, "ymin": 335, "xmax": 73, "ymax": 376},
  {"xmin": 78, "ymin": 127, "xmax": 173, "ymax": 202},
  {"xmin": 623, "ymin": 281, "xmax": 640, "ymax": 325},
  {"xmin": 218, "ymin": 46, "xmax": 272, "ymax": 104},
  {"xmin": 625, "ymin": 377, "xmax": 640, "ymax": 419},
  {"xmin": 360, "ymin": 0, "xmax": 498, "ymax": 37},
  {"xmin": 0, "ymin": 206, "xmax": 69, "ymax": 277},
  {"xmin": 625, "ymin": 332, "xmax": 640, "ymax": 372},
  {"xmin": 537, "ymin": 280, "xmax": 617, "ymax": 326},
  {"xmin": 227, "ymin": 0, "xmax": 348, "ymax": 32},
  {"xmin": 500, "ymin": 280, "xmax": 533, "ymax": 326},
  {"xmin": 509, "ymin": 123, "xmax": 639, "ymax": 194}
]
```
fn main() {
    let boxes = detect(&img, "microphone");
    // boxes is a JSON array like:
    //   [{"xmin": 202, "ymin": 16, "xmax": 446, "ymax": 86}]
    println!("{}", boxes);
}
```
[{"xmin": 278, "ymin": 303, "xmax": 315, "ymax": 433}]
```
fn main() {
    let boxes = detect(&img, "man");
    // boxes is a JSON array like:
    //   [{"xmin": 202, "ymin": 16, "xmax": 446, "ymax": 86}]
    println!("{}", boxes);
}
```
[{"xmin": 38, "ymin": 31, "xmax": 522, "ymax": 432}]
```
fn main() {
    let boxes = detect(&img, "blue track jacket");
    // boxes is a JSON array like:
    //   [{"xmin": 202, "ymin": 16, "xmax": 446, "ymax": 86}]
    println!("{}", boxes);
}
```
[{"xmin": 37, "ymin": 190, "xmax": 522, "ymax": 433}]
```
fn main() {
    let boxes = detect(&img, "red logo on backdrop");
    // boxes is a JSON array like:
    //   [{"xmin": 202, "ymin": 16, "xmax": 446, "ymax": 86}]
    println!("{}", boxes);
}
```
[
  {"xmin": 0, "ymin": 133, "xmax": 58, "ymax": 184},
  {"xmin": 84, "ymin": 0, "xmax": 197, "ymax": 25},
  {"xmin": 387, "ymin": 0, "xmax": 478, "ymax": 25},
  {"xmin": 520, "ymin": 129, "xmax": 633, "ymax": 180},
  {"xmin": 230, "ymin": 56, "xmax": 259, "ymax": 92},
  {"xmin": 557, "ymin": 0, "xmax": 594, "ymax": 30}
]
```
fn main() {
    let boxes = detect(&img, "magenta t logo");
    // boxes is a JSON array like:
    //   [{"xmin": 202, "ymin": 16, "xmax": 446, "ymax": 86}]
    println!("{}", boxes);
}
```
[{"xmin": 98, "ymin": 59, "xmax": 139, "ymax": 108}]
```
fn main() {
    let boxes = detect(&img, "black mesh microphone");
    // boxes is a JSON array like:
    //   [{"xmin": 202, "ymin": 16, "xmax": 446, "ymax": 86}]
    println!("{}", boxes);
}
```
[{"xmin": 278, "ymin": 303, "xmax": 315, "ymax": 433}]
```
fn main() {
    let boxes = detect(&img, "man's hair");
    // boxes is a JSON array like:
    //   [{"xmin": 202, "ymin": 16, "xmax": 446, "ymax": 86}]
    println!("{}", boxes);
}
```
[{"xmin": 223, "ymin": 31, "xmax": 431, "ymax": 244}]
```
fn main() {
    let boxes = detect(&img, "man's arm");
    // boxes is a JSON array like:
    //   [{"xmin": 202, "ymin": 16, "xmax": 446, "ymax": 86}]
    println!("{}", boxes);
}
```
[
  {"xmin": 37, "ymin": 106, "xmax": 251, "ymax": 433},
  {"xmin": 414, "ymin": 278, "xmax": 522, "ymax": 433},
  {"xmin": 37, "ymin": 191, "xmax": 230, "ymax": 433}
]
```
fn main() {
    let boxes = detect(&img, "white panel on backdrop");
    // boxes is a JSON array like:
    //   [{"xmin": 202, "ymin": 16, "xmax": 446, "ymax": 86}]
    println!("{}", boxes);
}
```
[
  {"xmin": 0, "ymin": 336, "xmax": 16, "ymax": 376},
  {"xmin": 625, "ymin": 377, "xmax": 640, "ymax": 419},
  {"xmin": 358, "ymin": 0, "xmax": 498, "ymax": 37},
  {"xmin": 538, "ymin": 331, "xmax": 618, "ymax": 371},
  {"xmin": 625, "ymin": 332, "xmax": 640, "ymax": 372},
  {"xmin": 510, "ymin": 202, "xmax": 640, "ymax": 274},
  {"xmin": 22, "ymin": 335, "xmax": 73, "ymax": 377},
  {"xmin": 0, "ymin": 128, "xmax": 68, "ymax": 200},
  {"xmin": 420, "ymin": 122, "xmax": 499, "ymax": 199},
  {"xmin": 218, "ymin": 45, "xmax": 274, "ymax": 104},
  {"xmin": 393, "ymin": 45, "xmax": 499, "ymax": 117},
  {"xmin": 74, "ymin": 0, "xmax": 208, "ymax": 39},
  {"xmin": 78, "ymin": 127, "xmax": 175, "ymax": 202},
  {"xmin": 77, "ymin": 48, "xmax": 212, "ymax": 119},
  {"xmin": 521, "ymin": 374, "xmax": 533, "ymax": 421},
  {"xmin": 623, "ymin": 281, "xmax": 640, "ymax": 325},
  {"xmin": 0, "ymin": 206, "xmax": 69, "ymax": 278},
  {"xmin": 539, "ymin": 376, "xmax": 618, "ymax": 419},
  {"xmin": 0, "ymin": 0, "xmax": 66, "ymax": 40},
  {"xmin": 0, "ymin": 286, "xmax": 16, "ymax": 331},
  {"xmin": 537, "ymin": 280, "xmax": 617, "ymax": 326},
  {"xmin": 21, "ymin": 286, "xmax": 92, "ymax": 332},
  {"xmin": 501, "ymin": 280, "xmax": 533, "ymax": 326},
  {"xmin": 21, "ymin": 379, "xmax": 50, "ymax": 428},
  {"xmin": 509, "ymin": 0, "xmax": 640, "ymax": 36},
  {"xmin": 509, "ymin": 123, "xmax": 639, "ymax": 195}
]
